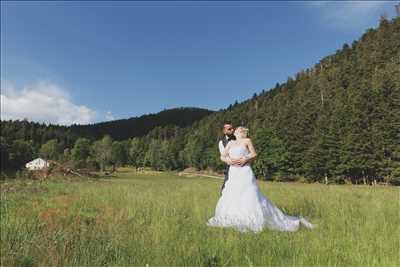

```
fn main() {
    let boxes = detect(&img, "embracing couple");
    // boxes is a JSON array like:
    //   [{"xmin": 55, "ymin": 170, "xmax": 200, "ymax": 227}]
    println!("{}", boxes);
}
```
[{"xmin": 207, "ymin": 123, "xmax": 315, "ymax": 233}]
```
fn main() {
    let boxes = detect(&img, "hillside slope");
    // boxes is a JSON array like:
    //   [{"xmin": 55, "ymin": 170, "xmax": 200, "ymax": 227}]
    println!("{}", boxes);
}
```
[
  {"xmin": 69, "ymin": 107, "xmax": 213, "ymax": 140},
  {"xmin": 140, "ymin": 17, "xmax": 400, "ymax": 183}
]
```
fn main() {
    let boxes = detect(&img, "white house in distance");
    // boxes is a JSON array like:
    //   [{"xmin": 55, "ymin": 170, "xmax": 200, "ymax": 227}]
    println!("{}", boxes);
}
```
[{"xmin": 25, "ymin": 158, "xmax": 50, "ymax": 171}]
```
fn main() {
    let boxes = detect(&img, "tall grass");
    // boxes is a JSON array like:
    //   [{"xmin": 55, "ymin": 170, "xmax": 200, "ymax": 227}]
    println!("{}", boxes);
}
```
[{"xmin": 1, "ymin": 168, "xmax": 399, "ymax": 266}]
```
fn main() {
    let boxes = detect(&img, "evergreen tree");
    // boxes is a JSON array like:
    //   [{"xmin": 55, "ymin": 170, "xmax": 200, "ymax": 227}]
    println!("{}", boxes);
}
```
[
  {"xmin": 8, "ymin": 139, "xmax": 34, "ymax": 170},
  {"xmin": 252, "ymin": 128, "xmax": 288, "ymax": 180}
]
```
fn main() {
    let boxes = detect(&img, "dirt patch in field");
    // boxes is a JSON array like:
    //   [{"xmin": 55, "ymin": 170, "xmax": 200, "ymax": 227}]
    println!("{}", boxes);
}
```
[
  {"xmin": 94, "ymin": 204, "xmax": 129, "ymax": 225},
  {"xmin": 142, "ymin": 170, "xmax": 163, "ymax": 175},
  {"xmin": 38, "ymin": 207, "xmax": 69, "ymax": 231},
  {"xmin": 52, "ymin": 193, "xmax": 81, "ymax": 207},
  {"xmin": 182, "ymin": 167, "xmax": 198, "ymax": 173},
  {"xmin": 179, "ymin": 168, "xmax": 224, "ymax": 178},
  {"xmin": 37, "ymin": 193, "xmax": 82, "ymax": 231}
]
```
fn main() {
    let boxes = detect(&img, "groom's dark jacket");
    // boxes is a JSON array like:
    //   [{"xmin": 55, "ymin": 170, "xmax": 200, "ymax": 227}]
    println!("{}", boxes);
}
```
[{"xmin": 219, "ymin": 135, "xmax": 235, "ymax": 193}]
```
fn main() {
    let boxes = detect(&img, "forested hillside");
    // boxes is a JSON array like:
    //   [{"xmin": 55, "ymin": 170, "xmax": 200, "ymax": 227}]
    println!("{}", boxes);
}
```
[
  {"xmin": 69, "ymin": 107, "xmax": 213, "ymax": 140},
  {"xmin": 0, "ymin": 107, "xmax": 212, "ymax": 170},
  {"xmin": 135, "ymin": 17, "xmax": 400, "ymax": 184},
  {"xmin": 1, "ymin": 17, "xmax": 399, "ymax": 184}
]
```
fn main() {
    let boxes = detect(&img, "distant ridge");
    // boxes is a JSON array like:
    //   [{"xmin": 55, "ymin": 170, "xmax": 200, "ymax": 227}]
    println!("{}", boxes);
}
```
[
  {"xmin": 0, "ymin": 107, "xmax": 213, "ymax": 144},
  {"xmin": 70, "ymin": 107, "xmax": 213, "ymax": 140},
  {"xmin": 70, "ymin": 107, "xmax": 214, "ymax": 140}
]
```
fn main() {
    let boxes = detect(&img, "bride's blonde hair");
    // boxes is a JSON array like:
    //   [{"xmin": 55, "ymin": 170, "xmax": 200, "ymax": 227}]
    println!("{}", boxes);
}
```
[{"xmin": 235, "ymin": 126, "xmax": 249, "ymax": 138}]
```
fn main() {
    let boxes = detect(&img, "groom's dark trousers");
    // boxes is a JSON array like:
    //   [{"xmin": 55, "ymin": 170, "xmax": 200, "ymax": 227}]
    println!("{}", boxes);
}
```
[
  {"xmin": 220, "ymin": 136, "xmax": 234, "ymax": 194},
  {"xmin": 221, "ymin": 167, "xmax": 229, "ymax": 194}
]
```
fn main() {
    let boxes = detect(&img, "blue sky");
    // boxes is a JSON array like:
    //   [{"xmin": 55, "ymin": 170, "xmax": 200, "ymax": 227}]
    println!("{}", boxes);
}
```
[{"xmin": 1, "ymin": 1, "xmax": 397, "ymax": 125}]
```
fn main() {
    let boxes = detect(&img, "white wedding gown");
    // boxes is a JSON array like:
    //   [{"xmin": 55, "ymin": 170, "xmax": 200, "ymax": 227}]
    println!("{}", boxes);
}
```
[{"xmin": 207, "ymin": 145, "xmax": 314, "ymax": 233}]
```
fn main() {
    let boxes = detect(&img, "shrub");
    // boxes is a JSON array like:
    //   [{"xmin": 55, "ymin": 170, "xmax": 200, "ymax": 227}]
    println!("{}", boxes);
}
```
[{"xmin": 15, "ymin": 169, "xmax": 32, "ymax": 179}]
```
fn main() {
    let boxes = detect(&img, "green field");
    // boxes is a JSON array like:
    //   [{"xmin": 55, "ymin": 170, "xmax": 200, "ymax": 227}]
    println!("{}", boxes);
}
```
[{"xmin": 1, "ymin": 168, "xmax": 399, "ymax": 266}]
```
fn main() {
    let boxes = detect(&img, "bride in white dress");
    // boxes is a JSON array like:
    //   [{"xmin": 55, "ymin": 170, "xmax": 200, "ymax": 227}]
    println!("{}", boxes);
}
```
[{"xmin": 207, "ymin": 126, "xmax": 314, "ymax": 233}]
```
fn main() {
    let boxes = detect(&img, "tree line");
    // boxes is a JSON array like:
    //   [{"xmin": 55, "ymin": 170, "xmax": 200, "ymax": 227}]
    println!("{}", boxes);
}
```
[{"xmin": 1, "ymin": 17, "xmax": 399, "ymax": 185}]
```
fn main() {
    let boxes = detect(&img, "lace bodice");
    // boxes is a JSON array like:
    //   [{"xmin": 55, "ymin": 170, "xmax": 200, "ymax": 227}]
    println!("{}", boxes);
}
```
[{"xmin": 229, "ymin": 145, "xmax": 249, "ymax": 158}]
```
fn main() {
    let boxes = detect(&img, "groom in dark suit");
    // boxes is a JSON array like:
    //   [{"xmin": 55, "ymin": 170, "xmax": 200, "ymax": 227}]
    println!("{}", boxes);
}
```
[{"xmin": 218, "ymin": 123, "xmax": 236, "ymax": 194}]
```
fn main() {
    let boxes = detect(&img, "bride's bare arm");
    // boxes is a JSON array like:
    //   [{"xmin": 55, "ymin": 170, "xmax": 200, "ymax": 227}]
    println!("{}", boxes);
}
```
[{"xmin": 245, "ymin": 138, "xmax": 257, "ymax": 161}]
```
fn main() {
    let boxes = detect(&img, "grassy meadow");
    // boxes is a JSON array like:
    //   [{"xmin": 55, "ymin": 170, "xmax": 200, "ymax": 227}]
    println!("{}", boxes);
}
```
[{"xmin": 0, "ymin": 167, "xmax": 399, "ymax": 266}]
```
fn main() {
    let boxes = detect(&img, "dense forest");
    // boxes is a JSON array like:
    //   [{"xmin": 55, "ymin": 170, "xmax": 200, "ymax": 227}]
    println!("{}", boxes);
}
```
[
  {"xmin": 69, "ymin": 107, "xmax": 213, "ymax": 140},
  {"xmin": 0, "ymin": 108, "xmax": 212, "ymax": 170},
  {"xmin": 1, "ymin": 17, "xmax": 399, "ymax": 185}
]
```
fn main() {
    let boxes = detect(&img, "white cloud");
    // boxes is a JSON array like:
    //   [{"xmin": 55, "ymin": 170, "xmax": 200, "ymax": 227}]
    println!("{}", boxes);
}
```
[
  {"xmin": 309, "ymin": 1, "xmax": 391, "ymax": 32},
  {"xmin": 105, "ymin": 110, "xmax": 115, "ymax": 121},
  {"xmin": 1, "ymin": 80, "xmax": 97, "ymax": 125}
]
